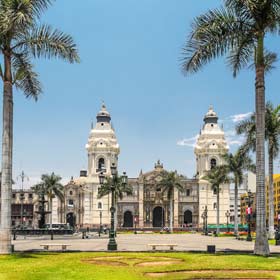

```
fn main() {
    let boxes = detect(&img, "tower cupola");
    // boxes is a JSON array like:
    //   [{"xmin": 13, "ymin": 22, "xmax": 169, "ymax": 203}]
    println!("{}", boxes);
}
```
[
  {"xmin": 96, "ymin": 103, "xmax": 111, "ymax": 123},
  {"xmin": 203, "ymin": 105, "xmax": 218, "ymax": 124}
]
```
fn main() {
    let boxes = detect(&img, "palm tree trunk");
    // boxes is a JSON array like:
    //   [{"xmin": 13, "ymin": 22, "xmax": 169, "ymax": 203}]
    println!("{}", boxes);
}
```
[
  {"xmin": 170, "ymin": 190, "xmax": 173, "ymax": 233},
  {"xmin": 268, "ymin": 143, "xmax": 274, "ymax": 239},
  {"xmin": 234, "ymin": 178, "xmax": 238, "ymax": 235},
  {"xmin": 0, "ymin": 51, "xmax": 13, "ymax": 254},
  {"xmin": 254, "ymin": 33, "xmax": 270, "ymax": 256},
  {"xmin": 216, "ymin": 186, "xmax": 220, "ymax": 235}
]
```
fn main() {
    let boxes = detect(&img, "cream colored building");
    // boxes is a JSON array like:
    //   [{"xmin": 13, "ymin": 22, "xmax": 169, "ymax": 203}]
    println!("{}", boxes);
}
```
[
  {"xmin": 51, "ymin": 104, "xmax": 230, "ymax": 229},
  {"xmin": 195, "ymin": 106, "xmax": 230, "ymax": 225}
]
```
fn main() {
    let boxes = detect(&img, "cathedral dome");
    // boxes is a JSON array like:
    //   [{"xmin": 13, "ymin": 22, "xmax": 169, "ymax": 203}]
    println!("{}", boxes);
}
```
[
  {"xmin": 203, "ymin": 105, "xmax": 218, "ymax": 124},
  {"xmin": 96, "ymin": 103, "xmax": 111, "ymax": 123}
]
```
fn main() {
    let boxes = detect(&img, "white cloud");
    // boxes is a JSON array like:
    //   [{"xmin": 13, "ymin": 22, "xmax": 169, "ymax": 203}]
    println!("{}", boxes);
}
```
[
  {"xmin": 230, "ymin": 112, "xmax": 252, "ymax": 123},
  {"xmin": 224, "ymin": 130, "xmax": 244, "ymax": 147},
  {"xmin": 177, "ymin": 135, "xmax": 199, "ymax": 148}
]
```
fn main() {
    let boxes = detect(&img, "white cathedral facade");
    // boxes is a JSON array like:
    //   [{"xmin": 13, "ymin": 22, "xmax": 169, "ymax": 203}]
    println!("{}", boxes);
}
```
[{"xmin": 51, "ymin": 104, "xmax": 230, "ymax": 229}]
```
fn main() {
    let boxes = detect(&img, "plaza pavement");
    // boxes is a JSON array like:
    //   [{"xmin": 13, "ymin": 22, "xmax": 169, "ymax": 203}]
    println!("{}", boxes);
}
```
[{"xmin": 12, "ymin": 233, "xmax": 280, "ymax": 253}]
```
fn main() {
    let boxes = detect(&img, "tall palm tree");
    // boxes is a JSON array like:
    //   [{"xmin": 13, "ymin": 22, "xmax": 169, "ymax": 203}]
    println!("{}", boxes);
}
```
[
  {"xmin": 98, "ymin": 175, "xmax": 133, "ymax": 230},
  {"xmin": 157, "ymin": 171, "xmax": 184, "ymax": 233},
  {"xmin": 236, "ymin": 102, "xmax": 280, "ymax": 239},
  {"xmin": 203, "ymin": 166, "xmax": 230, "ymax": 235},
  {"xmin": 0, "ymin": 1, "xmax": 79, "ymax": 254},
  {"xmin": 32, "ymin": 173, "xmax": 64, "ymax": 229},
  {"xmin": 181, "ymin": 0, "xmax": 280, "ymax": 255},
  {"xmin": 222, "ymin": 149, "xmax": 256, "ymax": 235}
]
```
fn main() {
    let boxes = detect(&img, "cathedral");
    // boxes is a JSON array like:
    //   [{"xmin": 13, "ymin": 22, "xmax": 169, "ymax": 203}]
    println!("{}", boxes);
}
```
[{"xmin": 51, "ymin": 104, "xmax": 230, "ymax": 229}]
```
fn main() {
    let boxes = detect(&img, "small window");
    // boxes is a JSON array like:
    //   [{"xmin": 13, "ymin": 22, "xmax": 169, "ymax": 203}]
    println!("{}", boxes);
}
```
[
  {"xmin": 210, "ymin": 158, "xmax": 217, "ymax": 169},
  {"xmin": 186, "ymin": 189, "xmax": 190, "ymax": 196},
  {"xmin": 28, "ymin": 193, "xmax": 33, "ymax": 199},
  {"xmin": 69, "ymin": 191, "xmax": 73, "ymax": 196},
  {"xmin": 68, "ymin": 199, "xmax": 74, "ymax": 206},
  {"xmin": 211, "ymin": 124, "xmax": 214, "ymax": 127},
  {"xmin": 213, "ymin": 202, "xmax": 217, "ymax": 209},
  {"xmin": 98, "ymin": 202, "xmax": 102, "ymax": 209},
  {"xmin": 101, "ymin": 123, "xmax": 104, "ymax": 126},
  {"xmin": 156, "ymin": 187, "xmax": 161, "ymax": 192},
  {"xmin": 213, "ymin": 187, "xmax": 217, "ymax": 195},
  {"xmin": 12, "ymin": 220, "xmax": 15, "ymax": 226},
  {"xmin": 98, "ymin": 158, "xmax": 105, "ymax": 170},
  {"xmin": 12, "ymin": 193, "xmax": 16, "ymax": 199}
]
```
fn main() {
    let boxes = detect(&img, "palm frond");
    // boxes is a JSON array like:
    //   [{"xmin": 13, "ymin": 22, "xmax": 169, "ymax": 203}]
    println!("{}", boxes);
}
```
[
  {"xmin": 181, "ymin": 6, "xmax": 253, "ymax": 75},
  {"xmin": 18, "ymin": 24, "xmax": 80, "ymax": 63},
  {"xmin": 12, "ymin": 52, "xmax": 42, "ymax": 100}
]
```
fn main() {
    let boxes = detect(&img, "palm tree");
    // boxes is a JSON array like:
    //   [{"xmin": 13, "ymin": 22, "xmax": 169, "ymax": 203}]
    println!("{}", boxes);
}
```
[
  {"xmin": 203, "ymin": 166, "xmax": 230, "ymax": 235},
  {"xmin": 181, "ymin": 0, "xmax": 280, "ymax": 255},
  {"xmin": 0, "ymin": 1, "xmax": 79, "ymax": 254},
  {"xmin": 236, "ymin": 102, "xmax": 280, "ymax": 239},
  {"xmin": 222, "ymin": 149, "xmax": 256, "ymax": 235},
  {"xmin": 157, "ymin": 171, "xmax": 184, "ymax": 233},
  {"xmin": 98, "ymin": 175, "xmax": 133, "ymax": 230},
  {"xmin": 32, "ymin": 173, "xmax": 64, "ymax": 229}
]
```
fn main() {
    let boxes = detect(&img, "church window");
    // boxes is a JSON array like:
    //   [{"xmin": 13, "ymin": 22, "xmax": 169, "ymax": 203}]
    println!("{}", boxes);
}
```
[
  {"xmin": 68, "ymin": 199, "xmax": 74, "ymax": 206},
  {"xmin": 98, "ymin": 202, "xmax": 102, "ymax": 209},
  {"xmin": 210, "ymin": 158, "xmax": 217, "ymax": 169},
  {"xmin": 69, "ymin": 191, "xmax": 73, "ymax": 196},
  {"xmin": 98, "ymin": 158, "xmax": 105, "ymax": 170},
  {"xmin": 213, "ymin": 187, "xmax": 217, "ymax": 195},
  {"xmin": 186, "ymin": 189, "xmax": 191, "ymax": 196}
]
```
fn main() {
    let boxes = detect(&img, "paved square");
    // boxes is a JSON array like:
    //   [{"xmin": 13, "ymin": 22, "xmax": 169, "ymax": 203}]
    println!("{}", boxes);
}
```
[{"xmin": 12, "ymin": 233, "xmax": 280, "ymax": 253}]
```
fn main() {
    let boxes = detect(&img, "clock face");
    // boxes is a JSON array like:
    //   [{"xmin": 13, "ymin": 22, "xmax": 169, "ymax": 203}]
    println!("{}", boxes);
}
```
[{"xmin": 155, "ymin": 176, "xmax": 162, "ymax": 182}]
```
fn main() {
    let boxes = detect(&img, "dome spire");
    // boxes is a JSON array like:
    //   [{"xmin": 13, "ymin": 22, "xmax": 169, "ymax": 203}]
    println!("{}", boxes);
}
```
[
  {"xmin": 96, "ymin": 102, "xmax": 111, "ymax": 123},
  {"xmin": 203, "ymin": 105, "xmax": 218, "ymax": 124}
]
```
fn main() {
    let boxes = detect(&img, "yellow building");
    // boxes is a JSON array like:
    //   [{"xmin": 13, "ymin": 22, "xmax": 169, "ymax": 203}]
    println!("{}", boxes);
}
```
[{"xmin": 266, "ymin": 174, "xmax": 280, "ymax": 225}]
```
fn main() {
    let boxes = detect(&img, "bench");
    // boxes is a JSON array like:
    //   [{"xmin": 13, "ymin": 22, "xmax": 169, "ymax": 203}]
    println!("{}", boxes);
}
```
[
  {"xmin": 148, "ymin": 244, "xmax": 177, "ymax": 251},
  {"xmin": 40, "ymin": 244, "xmax": 71, "ymax": 251}
]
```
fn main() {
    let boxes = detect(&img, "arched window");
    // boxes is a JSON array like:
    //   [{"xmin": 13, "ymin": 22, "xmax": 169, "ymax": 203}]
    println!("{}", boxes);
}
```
[
  {"xmin": 98, "ymin": 158, "xmax": 105, "ymax": 170},
  {"xmin": 98, "ymin": 202, "xmax": 102, "ymax": 209},
  {"xmin": 210, "ymin": 158, "xmax": 217, "ymax": 169},
  {"xmin": 213, "ymin": 202, "xmax": 217, "ymax": 209}
]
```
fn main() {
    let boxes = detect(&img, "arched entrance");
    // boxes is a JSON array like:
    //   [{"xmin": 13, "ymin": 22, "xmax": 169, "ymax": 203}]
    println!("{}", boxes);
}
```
[
  {"xmin": 184, "ymin": 210, "xmax": 192, "ymax": 225},
  {"xmin": 153, "ymin": 206, "xmax": 164, "ymax": 227},
  {"xmin": 66, "ymin": 213, "xmax": 75, "ymax": 228},
  {"xmin": 123, "ymin": 211, "xmax": 133, "ymax": 227}
]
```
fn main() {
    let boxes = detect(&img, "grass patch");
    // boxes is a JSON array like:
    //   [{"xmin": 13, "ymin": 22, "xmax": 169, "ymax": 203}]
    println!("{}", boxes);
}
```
[{"xmin": 0, "ymin": 252, "xmax": 280, "ymax": 279}]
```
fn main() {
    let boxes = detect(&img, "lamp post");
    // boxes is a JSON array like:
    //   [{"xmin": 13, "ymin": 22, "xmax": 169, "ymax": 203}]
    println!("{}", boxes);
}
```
[
  {"xmin": 99, "ymin": 163, "xmax": 128, "ymax": 251},
  {"xmin": 134, "ymin": 215, "xmax": 137, "ymax": 234},
  {"xmin": 246, "ymin": 190, "xmax": 253, "ymax": 242},
  {"xmin": 201, "ymin": 212, "xmax": 205, "ymax": 234},
  {"xmin": 204, "ymin": 206, "xmax": 208, "ymax": 236},
  {"xmin": 99, "ymin": 211, "xmax": 102, "ymax": 237},
  {"xmin": 225, "ymin": 210, "xmax": 230, "ymax": 232},
  {"xmin": 17, "ymin": 171, "xmax": 29, "ymax": 229}
]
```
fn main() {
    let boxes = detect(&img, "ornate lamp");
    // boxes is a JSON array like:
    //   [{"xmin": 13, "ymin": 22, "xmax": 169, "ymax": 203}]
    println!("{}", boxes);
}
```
[{"xmin": 99, "ymin": 172, "xmax": 105, "ymax": 185}]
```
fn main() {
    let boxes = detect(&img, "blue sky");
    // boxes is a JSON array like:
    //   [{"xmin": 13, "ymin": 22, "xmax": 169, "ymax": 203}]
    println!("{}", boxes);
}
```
[{"xmin": 5, "ymin": 0, "xmax": 280, "ymax": 187}]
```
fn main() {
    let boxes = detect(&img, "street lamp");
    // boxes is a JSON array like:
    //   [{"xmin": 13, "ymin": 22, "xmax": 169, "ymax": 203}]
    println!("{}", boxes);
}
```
[
  {"xmin": 99, "ymin": 211, "xmax": 102, "ymax": 237},
  {"xmin": 99, "ymin": 163, "xmax": 128, "ymax": 251},
  {"xmin": 201, "ymin": 212, "xmax": 205, "ymax": 234},
  {"xmin": 246, "ymin": 190, "xmax": 253, "ymax": 242},
  {"xmin": 225, "ymin": 210, "xmax": 230, "ymax": 232},
  {"xmin": 204, "ymin": 206, "xmax": 208, "ymax": 235}
]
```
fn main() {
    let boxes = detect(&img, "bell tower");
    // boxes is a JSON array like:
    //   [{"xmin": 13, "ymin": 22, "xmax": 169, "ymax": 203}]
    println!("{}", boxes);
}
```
[
  {"xmin": 86, "ymin": 103, "xmax": 120, "ymax": 178},
  {"xmin": 195, "ymin": 106, "xmax": 230, "ymax": 225}
]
